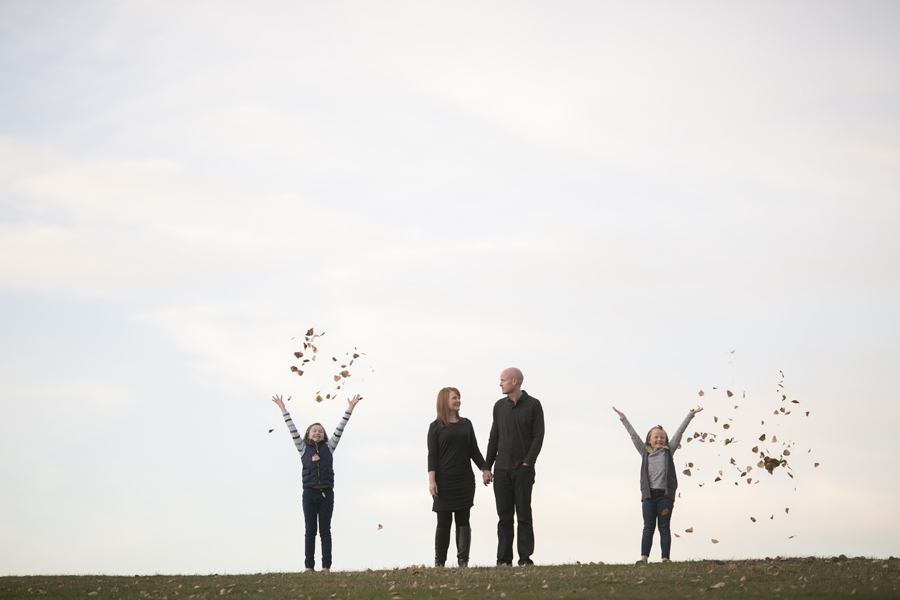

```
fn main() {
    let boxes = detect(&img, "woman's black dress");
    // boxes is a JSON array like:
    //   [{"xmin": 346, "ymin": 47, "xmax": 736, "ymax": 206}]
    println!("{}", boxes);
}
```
[{"xmin": 427, "ymin": 419, "xmax": 486, "ymax": 512}]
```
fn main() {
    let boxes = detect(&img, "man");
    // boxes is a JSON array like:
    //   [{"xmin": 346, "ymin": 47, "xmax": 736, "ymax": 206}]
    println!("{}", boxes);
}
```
[{"xmin": 482, "ymin": 367, "xmax": 545, "ymax": 566}]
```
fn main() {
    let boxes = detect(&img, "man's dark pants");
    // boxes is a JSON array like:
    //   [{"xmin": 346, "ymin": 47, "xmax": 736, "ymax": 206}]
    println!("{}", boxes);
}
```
[{"xmin": 493, "ymin": 465, "xmax": 535, "ymax": 565}]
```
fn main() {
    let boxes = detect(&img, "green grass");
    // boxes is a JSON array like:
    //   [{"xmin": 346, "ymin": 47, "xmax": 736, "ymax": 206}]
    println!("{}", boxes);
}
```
[{"xmin": 3, "ymin": 557, "xmax": 898, "ymax": 599}]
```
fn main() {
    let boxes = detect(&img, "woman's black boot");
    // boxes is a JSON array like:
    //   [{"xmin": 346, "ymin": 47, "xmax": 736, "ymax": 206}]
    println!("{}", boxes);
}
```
[
  {"xmin": 435, "ymin": 528, "xmax": 451, "ymax": 567},
  {"xmin": 456, "ymin": 526, "xmax": 471, "ymax": 568}
]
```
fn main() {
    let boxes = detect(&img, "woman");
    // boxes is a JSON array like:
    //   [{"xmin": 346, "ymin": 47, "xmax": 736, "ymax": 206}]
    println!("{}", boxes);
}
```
[{"xmin": 427, "ymin": 387, "xmax": 486, "ymax": 567}]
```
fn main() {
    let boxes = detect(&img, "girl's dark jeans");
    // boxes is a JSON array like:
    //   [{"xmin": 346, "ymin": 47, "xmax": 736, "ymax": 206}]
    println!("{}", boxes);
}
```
[
  {"xmin": 641, "ymin": 490, "xmax": 674, "ymax": 559},
  {"xmin": 302, "ymin": 487, "xmax": 334, "ymax": 569}
]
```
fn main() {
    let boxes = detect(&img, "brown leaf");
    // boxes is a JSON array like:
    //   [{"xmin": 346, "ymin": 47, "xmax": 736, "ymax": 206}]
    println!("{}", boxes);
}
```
[
  {"xmin": 334, "ymin": 375, "xmax": 341, "ymax": 382},
  {"xmin": 752, "ymin": 446, "xmax": 758, "ymax": 453},
  {"xmin": 791, "ymin": 400, "xmax": 800, "ymax": 404},
  {"xmin": 296, "ymin": 370, "xmax": 304, "ymax": 377},
  {"xmin": 743, "ymin": 391, "xmax": 746, "ymax": 398},
  {"xmin": 699, "ymin": 390, "xmax": 705, "ymax": 396},
  {"xmin": 290, "ymin": 366, "xmax": 298, "ymax": 372},
  {"xmin": 294, "ymin": 351, "xmax": 303, "ymax": 359},
  {"xmin": 661, "ymin": 508, "xmax": 669, "ymax": 516},
  {"xmin": 815, "ymin": 463, "xmax": 820, "ymax": 467},
  {"xmin": 268, "ymin": 429, "xmax": 274, "ymax": 433},
  {"xmin": 709, "ymin": 582, "xmax": 724, "ymax": 589},
  {"xmin": 759, "ymin": 434, "xmax": 766, "ymax": 441},
  {"xmin": 711, "ymin": 539, "xmax": 719, "ymax": 544},
  {"xmin": 785, "ymin": 508, "xmax": 790, "ymax": 514},
  {"xmin": 315, "ymin": 395, "xmax": 323, "ymax": 403},
  {"xmin": 750, "ymin": 517, "xmax": 756, "ymax": 522},
  {"xmin": 783, "ymin": 449, "xmax": 791, "ymax": 456},
  {"xmin": 726, "ymin": 390, "xmax": 733, "ymax": 397},
  {"xmin": 306, "ymin": 328, "xmax": 314, "ymax": 336},
  {"xmin": 673, "ymin": 533, "xmax": 680, "ymax": 538},
  {"xmin": 683, "ymin": 469, "xmax": 691, "ymax": 476},
  {"xmin": 714, "ymin": 416, "xmax": 718, "ymax": 423},
  {"xmin": 723, "ymin": 424, "xmax": 730, "ymax": 429},
  {"xmin": 377, "ymin": 524, "xmax": 383, "ymax": 530},
  {"xmin": 714, "ymin": 477, "xmax": 721, "ymax": 482},
  {"xmin": 340, "ymin": 370, "xmax": 350, "ymax": 378},
  {"xmin": 772, "ymin": 435, "xmax": 778, "ymax": 443},
  {"xmin": 731, "ymin": 350, "xmax": 735, "ymax": 354},
  {"xmin": 332, "ymin": 357, "xmax": 337, "ymax": 362},
  {"xmin": 685, "ymin": 527, "xmax": 693, "ymax": 533},
  {"xmin": 353, "ymin": 353, "xmax": 360, "ymax": 359},
  {"xmin": 688, "ymin": 462, "xmax": 694, "ymax": 468}
]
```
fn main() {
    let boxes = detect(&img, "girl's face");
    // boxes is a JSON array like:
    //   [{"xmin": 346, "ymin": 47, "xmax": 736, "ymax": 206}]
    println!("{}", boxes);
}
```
[
  {"xmin": 447, "ymin": 391, "xmax": 461, "ymax": 413},
  {"xmin": 308, "ymin": 424, "xmax": 326, "ymax": 442},
  {"xmin": 648, "ymin": 428, "xmax": 668, "ymax": 449}
]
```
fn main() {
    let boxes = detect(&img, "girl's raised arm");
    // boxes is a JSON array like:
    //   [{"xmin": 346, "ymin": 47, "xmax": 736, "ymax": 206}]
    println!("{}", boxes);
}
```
[
  {"xmin": 614, "ymin": 406, "xmax": 646, "ymax": 455},
  {"xmin": 328, "ymin": 394, "xmax": 361, "ymax": 452},
  {"xmin": 273, "ymin": 395, "xmax": 306, "ymax": 456},
  {"xmin": 669, "ymin": 407, "xmax": 702, "ymax": 454}
]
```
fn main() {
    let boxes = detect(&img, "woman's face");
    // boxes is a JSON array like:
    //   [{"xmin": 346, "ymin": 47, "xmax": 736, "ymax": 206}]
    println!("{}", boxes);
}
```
[
  {"xmin": 447, "ymin": 391, "xmax": 461, "ymax": 413},
  {"xmin": 308, "ymin": 424, "xmax": 326, "ymax": 442},
  {"xmin": 648, "ymin": 428, "xmax": 667, "ymax": 449}
]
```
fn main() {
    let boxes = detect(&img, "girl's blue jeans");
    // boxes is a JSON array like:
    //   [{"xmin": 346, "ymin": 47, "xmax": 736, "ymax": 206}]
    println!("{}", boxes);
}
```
[
  {"xmin": 641, "ymin": 490, "xmax": 674, "ymax": 558},
  {"xmin": 302, "ymin": 487, "xmax": 334, "ymax": 569}
]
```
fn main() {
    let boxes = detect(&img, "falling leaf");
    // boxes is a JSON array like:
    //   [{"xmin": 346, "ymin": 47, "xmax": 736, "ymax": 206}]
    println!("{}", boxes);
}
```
[
  {"xmin": 294, "ymin": 351, "xmax": 303, "ymax": 359},
  {"xmin": 750, "ymin": 517, "xmax": 756, "ymax": 522},
  {"xmin": 714, "ymin": 477, "xmax": 721, "ymax": 482},
  {"xmin": 378, "ymin": 524, "xmax": 383, "ymax": 530},
  {"xmin": 772, "ymin": 435, "xmax": 778, "ymax": 443},
  {"xmin": 783, "ymin": 449, "xmax": 791, "ymax": 456},
  {"xmin": 734, "ymin": 405, "xmax": 738, "ymax": 409},
  {"xmin": 770, "ymin": 515, "xmax": 774, "ymax": 520},
  {"xmin": 268, "ymin": 429, "xmax": 274, "ymax": 433},
  {"xmin": 815, "ymin": 463, "xmax": 820, "ymax": 468},
  {"xmin": 785, "ymin": 508, "xmax": 790, "ymax": 514},
  {"xmin": 334, "ymin": 375, "xmax": 341, "ymax": 382},
  {"xmin": 711, "ymin": 539, "xmax": 719, "ymax": 544},
  {"xmin": 340, "ymin": 370, "xmax": 350, "ymax": 378},
  {"xmin": 674, "ymin": 533, "xmax": 680, "ymax": 538},
  {"xmin": 290, "ymin": 366, "xmax": 298, "ymax": 372},
  {"xmin": 353, "ymin": 353, "xmax": 360, "ymax": 359},
  {"xmin": 726, "ymin": 390, "xmax": 733, "ymax": 397},
  {"xmin": 806, "ymin": 411, "xmax": 810, "ymax": 416},
  {"xmin": 683, "ymin": 469, "xmax": 691, "ymax": 476},
  {"xmin": 332, "ymin": 357, "xmax": 337, "ymax": 362},
  {"xmin": 688, "ymin": 462, "xmax": 694, "ymax": 468},
  {"xmin": 759, "ymin": 434, "xmax": 766, "ymax": 441},
  {"xmin": 731, "ymin": 350, "xmax": 735, "ymax": 354},
  {"xmin": 699, "ymin": 390, "xmax": 705, "ymax": 396},
  {"xmin": 661, "ymin": 508, "xmax": 669, "ymax": 516},
  {"xmin": 723, "ymin": 424, "xmax": 730, "ymax": 429},
  {"xmin": 752, "ymin": 446, "xmax": 758, "ymax": 453},
  {"xmin": 743, "ymin": 392, "xmax": 746, "ymax": 398},
  {"xmin": 306, "ymin": 328, "xmax": 314, "ymax": 336},
  {"xmin": 685, "ymin": 527, "xmax": 693, "ymax": 533},
  {"xmin": 792, "ymin": 400, "xmax": 800, "ymax": 404},
  {"xmin": 316, "ymin": 395, "xmax": 323, "ymax": 403},
  {"xmin": 714, "ymin": 416, "xmax": 718, "ymax": 423},
  {"xmin": 788, "ymin": 535, "xmax": 795, "ymax": 539}
]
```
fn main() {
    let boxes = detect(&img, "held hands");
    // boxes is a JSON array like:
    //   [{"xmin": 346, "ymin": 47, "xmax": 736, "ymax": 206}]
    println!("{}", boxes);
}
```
[
  {"xmin": 429, "ymin": 481, "xmax": 438, "ymax": 498},
  {"xmin": 272, "ymin": 395, "xmax": 286, "ymax": 412},
  {"xmin": 482, "ymin": 469, "xmax": 493, "ymax": 486},
  {"xmin": 612, "ymin": 406, "xmax": 625, "ymax": 419},
  {"xmin": 348, "ymin": 394, "xmax": 363, "ymax": 411},
  {"xmin": 691, "ymin": 406, "xmax": 704, "ymax": 415}
]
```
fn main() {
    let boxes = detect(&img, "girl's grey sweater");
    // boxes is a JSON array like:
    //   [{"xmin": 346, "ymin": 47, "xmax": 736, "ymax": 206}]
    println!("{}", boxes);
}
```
[{"xmin": 620, "ymin": 412, "xmax": 695, "ymax": 501}]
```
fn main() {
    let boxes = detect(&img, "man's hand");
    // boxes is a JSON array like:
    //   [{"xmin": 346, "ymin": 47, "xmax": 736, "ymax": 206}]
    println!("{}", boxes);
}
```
[{"xmin": 482, "ymin": 469, "xmax": 493, "ymax": 485}]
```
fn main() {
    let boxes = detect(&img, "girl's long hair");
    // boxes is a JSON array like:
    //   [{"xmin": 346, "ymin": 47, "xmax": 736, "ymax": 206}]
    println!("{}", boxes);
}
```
[{"xmin": 435, "ymin": 387, "xmax": 466, "ymax": 428}]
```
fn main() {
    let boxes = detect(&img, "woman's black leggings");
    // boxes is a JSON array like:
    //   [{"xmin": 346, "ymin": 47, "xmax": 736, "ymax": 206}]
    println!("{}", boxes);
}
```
[{"xmin": 436, "ymin": 508, "xmax": 470, "ymax": 530}]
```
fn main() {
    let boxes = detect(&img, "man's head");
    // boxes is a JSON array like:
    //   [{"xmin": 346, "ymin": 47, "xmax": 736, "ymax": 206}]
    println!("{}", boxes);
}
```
[{"xmin": 499, "ymin": 367, "xmax": 524, "ymax": 396}]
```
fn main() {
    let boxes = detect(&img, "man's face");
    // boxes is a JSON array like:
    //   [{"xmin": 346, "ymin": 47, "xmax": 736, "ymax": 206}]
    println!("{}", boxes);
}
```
[{"xmin": 500, "ymin": 371, "xmax": 517, "ymax": 395}]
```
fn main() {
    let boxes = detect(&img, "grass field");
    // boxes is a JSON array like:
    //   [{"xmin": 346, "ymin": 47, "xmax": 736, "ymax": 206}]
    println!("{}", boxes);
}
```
[{"xmin": 3, "ymin": 556, "xmax": 897, "ymax": 600}]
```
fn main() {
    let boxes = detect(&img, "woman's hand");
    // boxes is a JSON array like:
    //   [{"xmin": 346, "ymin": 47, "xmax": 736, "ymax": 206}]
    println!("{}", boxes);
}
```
[
  {"xmin": 612, "ymin": 406, "xmax": 625, "ymax": 419},
  {"xmin": 272, "ymin": 395, "xmax": 286, "ymax": 412},
  {"xmin": 429, "ymin": 481, "xmax": 438, "ymax": 497},
  {"xmin": 348, "ymin": 394, "xmax": 362, "ymax": 411},
  {"xmin": 691, "ymin": 406, "xmax": 704, "ymax": 415}
]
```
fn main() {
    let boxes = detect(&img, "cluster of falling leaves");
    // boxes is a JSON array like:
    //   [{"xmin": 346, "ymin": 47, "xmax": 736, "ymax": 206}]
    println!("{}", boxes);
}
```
[
  {"xmin": 288, "ymin": 328, "xmax": 367, "ymax": 403},
  {"xmin": 676, "ymin": 356, "xmax": 820, "ymax": 544}
]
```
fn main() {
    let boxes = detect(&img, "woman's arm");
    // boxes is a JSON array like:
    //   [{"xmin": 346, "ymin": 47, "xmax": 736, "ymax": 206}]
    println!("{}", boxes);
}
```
[
  {"xmin": 669, "ymin": 407, "xmax": 702, "ymax": 454},
  {"xmin": 327, "ymin": 394, "xmax": 361, "ymax": 453},
  {"xmin": 468, "ymin": 420, "xmax": 486, "ymax": 471},
  {"xmin": 614, "ymin": 406, "xmax": 647, "ymax": 455},
  {"xmin": 427, "ymin": 423, "xmax": 439, "ymax": 497},
  {"xmin": 273, "ymin": 395, "xmax": 305, "ymax": 456}
]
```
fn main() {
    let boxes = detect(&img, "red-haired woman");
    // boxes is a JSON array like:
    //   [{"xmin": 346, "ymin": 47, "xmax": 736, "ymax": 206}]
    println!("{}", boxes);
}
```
[{"xmin": 427, "ymin": 387, "xmax": 486, "ymax": 567}]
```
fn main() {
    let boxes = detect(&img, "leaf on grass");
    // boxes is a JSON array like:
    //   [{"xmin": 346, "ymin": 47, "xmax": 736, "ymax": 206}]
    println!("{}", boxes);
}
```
[
  {"xmin": 726, "ymin": 390, "xmax": 733, "ymax": 397},
  {"xmin": 709, "ymin": 581, "xmax": 724, "ymax": 588},
  {"xmin": 685, "ymin": 527, "xmax": 693, "ymax": 533}
]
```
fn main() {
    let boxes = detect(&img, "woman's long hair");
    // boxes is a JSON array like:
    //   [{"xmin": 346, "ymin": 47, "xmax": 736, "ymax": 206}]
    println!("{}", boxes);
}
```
[{"xmin": 435, "ymin": 387, "xmax": 465, "ymax": 428}]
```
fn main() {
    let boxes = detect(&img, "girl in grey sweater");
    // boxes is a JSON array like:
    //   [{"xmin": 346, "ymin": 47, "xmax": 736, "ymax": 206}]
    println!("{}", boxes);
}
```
[{"xmin": 613, "ymin": 405, "xmax": 703, "ymax": 563}]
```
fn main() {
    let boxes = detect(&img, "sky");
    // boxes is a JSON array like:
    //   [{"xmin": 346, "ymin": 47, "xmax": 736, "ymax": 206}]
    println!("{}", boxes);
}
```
[{"xmin": 1, "ymin": 0, "xmax": 899, "ymax": 576}]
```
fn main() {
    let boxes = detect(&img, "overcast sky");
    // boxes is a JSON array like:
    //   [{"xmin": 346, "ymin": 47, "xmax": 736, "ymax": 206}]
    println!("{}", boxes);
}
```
[{"xmin": 1, "ymin": 0, "xmax": 899, "ymax": 575}]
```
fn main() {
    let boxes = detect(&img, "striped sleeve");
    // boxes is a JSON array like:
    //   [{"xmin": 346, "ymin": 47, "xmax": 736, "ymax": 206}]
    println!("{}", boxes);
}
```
[
  {"xmin": 283, "ymin": 411, "xmax": 306, "ymax": 458},
  {"xmin": 327, "ymin": 410, "xmax": 353, "ymax": 453}
]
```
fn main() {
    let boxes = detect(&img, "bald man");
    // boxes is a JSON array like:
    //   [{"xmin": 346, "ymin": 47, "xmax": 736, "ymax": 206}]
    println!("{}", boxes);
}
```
[{"xmin": 482, "ymin": 367, "xmax": 545, "ymax": 566}]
